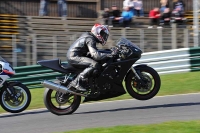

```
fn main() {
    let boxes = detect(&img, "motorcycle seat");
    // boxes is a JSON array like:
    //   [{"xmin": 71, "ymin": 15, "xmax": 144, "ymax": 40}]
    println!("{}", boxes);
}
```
[{"xmin": 61, "ymin": 63, "xmax": 78, "ymax": 71}]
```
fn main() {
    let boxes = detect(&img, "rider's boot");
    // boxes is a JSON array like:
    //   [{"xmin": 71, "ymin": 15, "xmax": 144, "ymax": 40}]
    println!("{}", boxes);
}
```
[{"xmin": 69, "ymin": 67, "xmax": 95, "ymax": 92}]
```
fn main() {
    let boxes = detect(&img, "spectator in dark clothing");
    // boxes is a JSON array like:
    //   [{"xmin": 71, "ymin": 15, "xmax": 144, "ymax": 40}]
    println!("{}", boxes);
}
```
[
  {"xmin": 58, "ymin": 0, "xmax": 67, "ymax": 18},
  {"xmin": 109, "ymin": 5, "xmax": 121, "ymax": 27},
  {"xmin": 173, "ymin": 0, "xmax": 185, "ymax": 11},
  {"xmin": 148, "ymin": 7, "xmax": 162, "ymax": 28},
  {"xmin": 102, "ymin": 8, "xmax": 110, "ymax": 25},
  {"xmin": 173, "ymin": 0, "xmax": 185, "ymax": 17},
  {"xmin": 160, "ymin": 8, "xmax": 171, "ymax": 25},
  {"xmin": 39, "ymin": 0, "xmax": 49, "ymax": 16},
  {"xmin": 111, "ymin": 5, "xmax": 121, "ymax": 18}
]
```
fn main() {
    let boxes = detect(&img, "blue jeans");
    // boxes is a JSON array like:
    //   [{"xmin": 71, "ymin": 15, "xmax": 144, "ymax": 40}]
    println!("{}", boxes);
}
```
[
  {"xmin": 140, "ymin": 8, "xmax": 144, "ymax": 16},
  {"xmin": 119, "ymin": 18, "xmax": 132, "ymax": 27},
  {"xmin": 129, "ymin": 7, "xmax": 135, "ymax": 16},
  {"xmin": 134, "ymin": 8, "xmax": 144, "ymax": 17},
  {"xmin": 39, "ymin": 0, "xmax": 48, "ymax": 16},
  {"xmin": 58, "ymin": 0, "xmax": 67, "ymax": 17}
]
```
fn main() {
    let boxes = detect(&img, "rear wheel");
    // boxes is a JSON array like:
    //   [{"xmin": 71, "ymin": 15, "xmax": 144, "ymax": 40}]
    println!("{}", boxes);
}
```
[
  {"xmin": 44, "ymin": 88, "xmax": 81, "ymax": 115},
  {"xmin": 125, "ymin": 66, "xmax": 161, "ymax": 100}
]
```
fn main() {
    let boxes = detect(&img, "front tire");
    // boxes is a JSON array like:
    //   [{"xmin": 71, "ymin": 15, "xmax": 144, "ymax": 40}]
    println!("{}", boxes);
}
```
[
  {"xmin": 44, "ymin": 88, "xmax": 81, "ymax": 115},
  {"xmin": 0, "ymin": 83, "xmax": 31, "ymax": 113},
  {"xmin": 125, "ymin": 66, "xmax": 161, "ymax": 100}
]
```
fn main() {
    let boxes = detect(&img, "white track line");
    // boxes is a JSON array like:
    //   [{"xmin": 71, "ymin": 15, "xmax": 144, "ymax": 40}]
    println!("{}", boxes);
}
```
[{"xmin": 0, "ymin": 92, "xmax": 200, "ymax": 116}]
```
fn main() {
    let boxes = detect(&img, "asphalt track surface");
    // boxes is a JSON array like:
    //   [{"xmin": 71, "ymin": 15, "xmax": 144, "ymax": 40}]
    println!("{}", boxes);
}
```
[{"xmin": 0, "ymin": 93, "xmax": 200, "ymax": 133}]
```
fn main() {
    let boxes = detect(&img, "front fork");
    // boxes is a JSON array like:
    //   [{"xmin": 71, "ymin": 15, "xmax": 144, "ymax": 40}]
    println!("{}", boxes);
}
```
[
  {"xmin": 131, "ymin": 66, "xmax": 146, "ymax": 86},
  {"xmin": 2, "ymin": 82, "xmax": 19, "ymax": 100}
]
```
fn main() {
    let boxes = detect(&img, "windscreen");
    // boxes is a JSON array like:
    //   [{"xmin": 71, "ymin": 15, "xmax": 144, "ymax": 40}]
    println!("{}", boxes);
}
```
[
  {"xmin": 115, "ymin": 38, "xmax": 141, "ymax": 50},
  {"xmin": 0, "ymin": 56, "xmax": 8, "ymax": 63}
]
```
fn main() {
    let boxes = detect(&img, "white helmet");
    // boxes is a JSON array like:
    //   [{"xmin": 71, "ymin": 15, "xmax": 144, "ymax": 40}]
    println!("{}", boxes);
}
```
[{"xmin": 91, "ymin": 24, "xmax": 109, "ymax": 45}]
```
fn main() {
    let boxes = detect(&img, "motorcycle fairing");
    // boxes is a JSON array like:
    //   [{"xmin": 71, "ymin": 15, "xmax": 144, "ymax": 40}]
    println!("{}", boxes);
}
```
[
  {"xmin": 0, "ymin": 61, "xmax": 15, "ymax": 85},
  {"xmin": 83, "ymin": 58, "xmax": 139, "ymax": 102}
]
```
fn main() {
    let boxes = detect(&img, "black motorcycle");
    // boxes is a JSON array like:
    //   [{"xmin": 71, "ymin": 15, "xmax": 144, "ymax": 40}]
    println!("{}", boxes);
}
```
[{"xmin": 38, "ymin": 38, "xmax": 161, "ymax": 115}]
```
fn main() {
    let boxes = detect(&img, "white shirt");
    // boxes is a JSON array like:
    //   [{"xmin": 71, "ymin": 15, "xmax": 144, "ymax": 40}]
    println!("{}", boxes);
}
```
[{"xmin": 123, "ymin": 0, "xmax": 134, "ymax": 8}]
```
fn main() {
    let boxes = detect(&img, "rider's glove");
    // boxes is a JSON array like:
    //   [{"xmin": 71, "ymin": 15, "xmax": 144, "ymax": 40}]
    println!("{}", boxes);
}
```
[{"xmin": 111, "ymin": 47, "xmax": 118, "ymax": 56}]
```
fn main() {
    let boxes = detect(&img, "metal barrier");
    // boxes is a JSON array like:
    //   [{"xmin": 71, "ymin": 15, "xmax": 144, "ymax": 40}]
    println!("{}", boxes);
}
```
[
  {"xmin": 9, "ymin": 65, "xmax": 63, "ymax": 88},
  {"xmin": 8, "ymin": 47, "xmax": 200, "ymax": 89},
  {"xmin": 136, "ymin": 47, "xmax": 200, "ymax": 74},
  {"xmin": 1, "ymin": 28, "xmax": 199, "ymax": 67}
]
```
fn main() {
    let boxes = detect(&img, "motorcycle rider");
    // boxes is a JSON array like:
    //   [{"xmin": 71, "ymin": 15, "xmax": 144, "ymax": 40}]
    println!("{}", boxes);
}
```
[{"xmin": 67, "ymin": 24, "xmax": 116, "ymax": 92}]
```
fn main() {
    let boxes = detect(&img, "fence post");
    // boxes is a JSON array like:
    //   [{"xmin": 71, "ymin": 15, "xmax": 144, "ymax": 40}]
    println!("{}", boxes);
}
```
[
  {"xmin": 157, "ymin": 29, "xmax": 163, "ymax": 51},
  {"xmin": 12, "ymin": 35, "xmax": 17, "ymax": 67},
  {"xmin": 69, "ymin": 34, "xmax": 77, "ymax": 47},
  {"xmin": 53, "ymin": 35, "xmax": 57, "ymax": 59},
  {"xmin": 32, "ymin": 34, "xmax": 37, "ymax": 65},
  {"xmin": 171, "ymin": 23, "xmax": 177, "ymax": 49},
  {"xmin": 183, "ymin": 28, "xmax": 189, "ymax": 48},
  {"xmin": 140, "ymin": 29, "xmax": 144, "ymax": 52},
  {"xmin": 121, "ymin": 28, "xmax": 126, "ymax": 38},
  {"xmin": 26, "ymin": 36, "xmax": 31, "ymax": 65},
  {"xmin": 193, "ymin": 0, "xmax": 199, "ymax": 47}
]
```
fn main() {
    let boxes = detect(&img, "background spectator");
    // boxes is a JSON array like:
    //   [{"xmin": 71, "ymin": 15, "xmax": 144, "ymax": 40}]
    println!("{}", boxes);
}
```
[
  {"xmin": 118, "ymin": 6, "xmax": 133, "ymax": 28},
  {"xmin": 102, "ymin": 8, "xmax": 110, "ymax": 25},
  {"xmin": 109, "ymin": 5, "xmax": 121, "ymax": 27},
  {"xmin": 160, "ymin": 0, "xmax": 169, "ymax": 14},
  {"xmin": 160, "ymin": 8, "xmax": 171, "ymax": 25},
  {"xmin": 123, "ymin": 0, "xmax": 134, "ymax": 15},
  {"xmin": 133, "ymin": 0, "xmax": 143, "ymax": 17},
  {"xmin": 39, "ymin": 0, "xmax": 49, "ymax": 16},
  {"xmin": 148, "ymin": 7, "xmax": 162, "ymax": 28},
  {"xmin": 173, "ymin": 0, "xmax": 185, "ymax": 17},
  {"xmin": 58, "ymin": 0, "xmax": 67, "ymax": 18}
]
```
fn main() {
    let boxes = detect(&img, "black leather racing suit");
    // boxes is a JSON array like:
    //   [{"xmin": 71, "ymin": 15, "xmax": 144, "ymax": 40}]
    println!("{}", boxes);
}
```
[{"xmin": 66, "ymin": 32, "xmax": 111, "ymax": 91}]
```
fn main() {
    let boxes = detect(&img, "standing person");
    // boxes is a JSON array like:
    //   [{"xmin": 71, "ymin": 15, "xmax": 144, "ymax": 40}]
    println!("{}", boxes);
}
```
[
  {"xmin": 39, "ymin": 0, "xmax": 49, "ymax": 16},
  {"xmin": 148, "ymin": 7, "xmax": 162, "ymax": 28},
  {"xmin": 133, "ymin": 0, "xmax": 143, "ymax": 17},
  {"xmin": 139, "ymin": 0, "xmax": 144, "ymax": 17},
  {"xmin": 58, "ymin": 0, "xmax": 67, "ymax": 18}
]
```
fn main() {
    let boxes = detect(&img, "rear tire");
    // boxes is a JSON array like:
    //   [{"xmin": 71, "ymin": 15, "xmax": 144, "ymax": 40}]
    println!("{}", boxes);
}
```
[
  {"xmin": 125, "ymin": 66, "xmax": 161, "ymax": 100},
  {"xmin": 44, "ymin": 88, "xmax": 81, "ymax": 115}
]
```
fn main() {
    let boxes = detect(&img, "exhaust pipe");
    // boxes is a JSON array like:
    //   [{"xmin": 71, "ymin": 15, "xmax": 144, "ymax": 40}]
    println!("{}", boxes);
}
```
[{"xmin": 42, "ymin": 80, "xmax": 87, "ymax": 97}]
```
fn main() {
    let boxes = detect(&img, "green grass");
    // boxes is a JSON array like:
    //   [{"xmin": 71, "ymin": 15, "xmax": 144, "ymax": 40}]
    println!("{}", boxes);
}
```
[
  {"xmin": 61, "ymin": 120, "xmax": 200, "ymax": 133},
  {"xmin": 0, "ymin": 71, "xmax": 200, "ymax": 113}
]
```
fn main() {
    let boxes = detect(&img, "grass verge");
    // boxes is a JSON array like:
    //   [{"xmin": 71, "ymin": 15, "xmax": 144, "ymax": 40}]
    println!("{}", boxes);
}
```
[
  {"xmin": 61, "ymin": 120, "xmax": 200, "ymax": 133},
  {"xmin": 0, "ymin": 71, "xmax": 200, "ymax": 113}
]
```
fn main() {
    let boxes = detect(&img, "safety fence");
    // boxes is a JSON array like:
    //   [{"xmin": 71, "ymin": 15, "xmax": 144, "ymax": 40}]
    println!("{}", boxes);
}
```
[
  {"xmin": 1, "ymin": 26, "xmax": 199, "ymax": 67},
  {"xmin": 8, "ymin": 47, "xmax": 200, "ymax": 89},
  {"xmin": 136, "ymin": 47, "xmax": 200, "ymax": 74}
]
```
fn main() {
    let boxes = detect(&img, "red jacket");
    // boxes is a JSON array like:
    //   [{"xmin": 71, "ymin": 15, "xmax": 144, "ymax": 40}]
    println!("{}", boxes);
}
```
[{"xmin": 149, "ymin": 10, "xmax": 160, "ymax": 18}]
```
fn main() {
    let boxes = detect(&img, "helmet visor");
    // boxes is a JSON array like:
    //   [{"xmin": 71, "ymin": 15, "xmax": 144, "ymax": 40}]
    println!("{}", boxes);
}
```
[{"xmin": 100, "ymin": 31, "xmax": 108, "ymax": 42}]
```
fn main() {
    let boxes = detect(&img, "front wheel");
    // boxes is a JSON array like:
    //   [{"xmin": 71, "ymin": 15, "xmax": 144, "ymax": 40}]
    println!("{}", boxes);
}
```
[
  {"xmin": 0, "ymin": 83, "xmax": 31, "ymax": 113},
  {"xmin": 125, "ymin": 66, "xmax": 161, "ymax": 100},
  {"xmin": 44, "ymin": 88, "xmax": 81, "ymax": 115}
]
